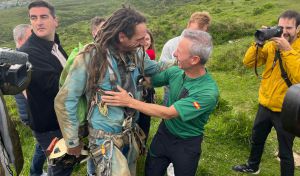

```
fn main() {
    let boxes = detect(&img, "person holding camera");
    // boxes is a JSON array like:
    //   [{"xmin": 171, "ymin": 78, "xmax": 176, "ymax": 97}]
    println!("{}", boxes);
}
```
[{"xmin": 233, "ymin": 10, "xmax": 300, "ymax": 175}]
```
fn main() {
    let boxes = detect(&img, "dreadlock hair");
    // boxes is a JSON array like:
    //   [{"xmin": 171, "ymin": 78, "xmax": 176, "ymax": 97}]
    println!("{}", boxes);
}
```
[{"xmin": 84, "ymin": 5, "xmax": 147, "ymax": 93}]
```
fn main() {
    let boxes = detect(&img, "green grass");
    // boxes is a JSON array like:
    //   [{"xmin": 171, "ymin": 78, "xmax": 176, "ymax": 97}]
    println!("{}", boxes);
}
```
[
  {"xmin": 1, "ymin": 0, "xmax": 300, "ymax": 175},
  {"xmin": 5, "ymin": 71, "xmax": 300, "ymax": 175}
]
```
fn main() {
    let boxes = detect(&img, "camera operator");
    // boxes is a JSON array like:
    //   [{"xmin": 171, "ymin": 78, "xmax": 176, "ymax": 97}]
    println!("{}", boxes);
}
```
[{"xmin": 233, "ymin": 10, "xmax": 300, "ymax": 175}]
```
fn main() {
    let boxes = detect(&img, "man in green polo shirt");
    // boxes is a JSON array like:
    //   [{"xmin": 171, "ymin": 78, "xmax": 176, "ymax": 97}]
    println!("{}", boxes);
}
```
[{"xmin": 102, "ymin": 29, "xmax": 219, "ymax": 176}]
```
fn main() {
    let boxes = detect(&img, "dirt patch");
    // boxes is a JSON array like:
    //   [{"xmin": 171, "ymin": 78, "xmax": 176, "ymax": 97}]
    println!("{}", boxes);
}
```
[{"xmin": 275, "ymin": 151, "xmax": 300, "ymax": 167}]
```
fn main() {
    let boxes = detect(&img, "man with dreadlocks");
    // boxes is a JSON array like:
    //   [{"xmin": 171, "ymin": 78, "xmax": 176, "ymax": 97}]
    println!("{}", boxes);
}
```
[{"xmin": 55, "ymin": 6, "xmax": 169, "ymax": 176}]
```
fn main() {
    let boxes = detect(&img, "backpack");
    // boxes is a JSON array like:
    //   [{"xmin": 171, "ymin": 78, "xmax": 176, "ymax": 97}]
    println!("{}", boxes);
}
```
[{"xmin": 59, "ymin": 43, "xmax": 87, "ymax": 125}]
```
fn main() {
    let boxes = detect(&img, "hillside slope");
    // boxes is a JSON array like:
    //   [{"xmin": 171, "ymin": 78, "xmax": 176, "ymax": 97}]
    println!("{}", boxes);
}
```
[{"xmin": 1, "ymin": 0, "xmax": 300, "ymax": 175}]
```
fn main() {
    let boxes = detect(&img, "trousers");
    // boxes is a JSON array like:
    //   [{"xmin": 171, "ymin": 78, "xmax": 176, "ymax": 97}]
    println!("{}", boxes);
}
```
[
  {"xmin": 248, "ymin": 104, "xmax": 295, "ymax": 176},
  {"xmin": 145, "ymin": 122, "xmax": 203, "ymax": 176}
]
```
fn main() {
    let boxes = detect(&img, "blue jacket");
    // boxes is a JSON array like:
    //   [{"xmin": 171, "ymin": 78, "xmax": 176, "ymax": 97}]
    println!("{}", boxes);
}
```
[{"xmin": 55, "ymin": 46, "xmax": 166, "ymax": 148}]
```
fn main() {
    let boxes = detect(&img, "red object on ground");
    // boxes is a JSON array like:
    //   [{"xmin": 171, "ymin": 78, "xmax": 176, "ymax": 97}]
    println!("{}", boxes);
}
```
[{"xmin": 46, "ymin": 137, "xmax": 59, "ymax": 156}]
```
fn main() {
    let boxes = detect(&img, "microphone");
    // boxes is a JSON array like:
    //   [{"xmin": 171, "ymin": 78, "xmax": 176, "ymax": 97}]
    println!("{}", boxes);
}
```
[
  {"xmin": 0, "ymin": 48, "xmax": 28, "ymax": 65},
  {"xmin": 0, "ymin": 48, "xmax": 31, "ymax": 95}
]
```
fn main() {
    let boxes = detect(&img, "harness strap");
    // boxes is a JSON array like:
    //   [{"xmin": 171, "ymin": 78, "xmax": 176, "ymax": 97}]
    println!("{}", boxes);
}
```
[
  {"xmin": 90, "ymin": 140, "xmax": 114, "ymax": 176},
  {"xmin": 88, "ymin": 127, "xmax": 124, "ymax": 139},
  {"xmin": 132, "ymin": 124, "xmax": 147, "ymax": 155},
  {"xmin": 88, "ymin": 127, "xmax": 128, "ymax": 149},
  {"xmin": 122, "ymin": 116, "xmax": 133, "ymax": 131},
  {"xmin": 106, "ymin": 50, "xmax": 117, "ymax": 91}
]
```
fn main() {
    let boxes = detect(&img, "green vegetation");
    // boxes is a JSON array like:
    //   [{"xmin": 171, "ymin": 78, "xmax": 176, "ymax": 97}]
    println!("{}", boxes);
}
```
[{"xmin": 1, "ymin": 0, "xmax": 300, "ymax": 175}]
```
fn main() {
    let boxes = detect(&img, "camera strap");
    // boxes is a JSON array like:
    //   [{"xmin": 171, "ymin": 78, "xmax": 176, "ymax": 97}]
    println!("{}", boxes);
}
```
[
  {"xmin": 276, "ymin": 50, "xmax": 292, "ymax": 87},
  {"xmin": 254, "ymin": 45, "xmax": 260, "ymax": 77}
]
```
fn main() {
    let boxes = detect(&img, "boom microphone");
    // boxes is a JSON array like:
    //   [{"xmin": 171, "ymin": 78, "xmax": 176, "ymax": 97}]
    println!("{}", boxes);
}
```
[
  {"xmin": 0, "ymin": 48, "xmax": 31, "ymax": 95},
  {"xmin": 0, "ymin": 48, "xmax": 28, "ymax": 65}
]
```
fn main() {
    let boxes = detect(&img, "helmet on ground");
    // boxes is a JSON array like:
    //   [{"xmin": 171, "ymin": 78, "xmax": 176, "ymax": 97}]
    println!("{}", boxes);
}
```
[{"xmin": 48, "ymin": 138, "xmax": 89, "ymax": 167}]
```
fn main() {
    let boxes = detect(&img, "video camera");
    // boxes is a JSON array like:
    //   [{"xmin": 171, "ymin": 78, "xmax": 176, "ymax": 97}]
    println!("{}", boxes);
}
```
[
  {"xmin": 255, "ymin": 26, "xmax": 283, "ymax": 46},
  {"xmin": 0, "ymin": 48, "xmax": 31, "ymax": 95}
]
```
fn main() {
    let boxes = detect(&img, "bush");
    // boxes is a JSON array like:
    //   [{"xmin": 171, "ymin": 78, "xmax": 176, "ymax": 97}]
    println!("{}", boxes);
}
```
[
  {"xmin": 208, "ymin": 37, "xmax": 252, "ymax": 74},
  {"xmin": 209, "ymin": 20, "xmax": 255, "ymax": 45},
  {"xmin": 253, "ymin": 7, "xmax": 264, "ymax": 15},
  {"xmin": 213, "ymin": 97, "xmax": 233, "ymax": 116},
  {"xmin": 207, "ymin": 110, "xmax": 253, "ymax": 144},
  {"xmin": 263, "ymin": 3, "xmax": 274, "ymax": 9},
  {"xmin": 212, "ymin": 7, "xmax": 222, "ymax": 14},
  {"xmin": 207, "ymin": 95, "xmax": 256, "ymax": 144},
  {"xmin": 222, "ymin": 111, "xmax": 253, "ymax": 142}
]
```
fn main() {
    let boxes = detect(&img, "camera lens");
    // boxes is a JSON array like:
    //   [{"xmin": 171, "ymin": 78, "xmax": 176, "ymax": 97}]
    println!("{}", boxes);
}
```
[{"xmin": 254, "ymin": 26, "xmax": 283, "ymax": 45}]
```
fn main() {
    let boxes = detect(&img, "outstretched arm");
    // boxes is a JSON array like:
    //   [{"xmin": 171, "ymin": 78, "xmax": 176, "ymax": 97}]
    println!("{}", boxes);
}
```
[{"xmin": 102, "ymin": 86, "xmax": 178, "ymax": 119}]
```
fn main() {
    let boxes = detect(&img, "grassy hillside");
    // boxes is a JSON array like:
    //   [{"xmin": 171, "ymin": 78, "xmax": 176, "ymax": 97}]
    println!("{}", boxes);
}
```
[{"xmin": 1, "ymin": 0, "xmax": 300, "ymax": 175}]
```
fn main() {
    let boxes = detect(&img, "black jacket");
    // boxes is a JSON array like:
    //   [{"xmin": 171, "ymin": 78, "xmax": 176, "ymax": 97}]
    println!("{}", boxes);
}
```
[{"xmin": 19, "ymin": 31, "xmax": 67, "ymax": 132}]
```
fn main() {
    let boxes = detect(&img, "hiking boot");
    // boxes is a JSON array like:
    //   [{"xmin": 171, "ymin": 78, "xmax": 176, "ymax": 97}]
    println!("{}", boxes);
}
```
[{"xmin": 232, "ymin": 164, "xmax": 260, "ymax": 174}]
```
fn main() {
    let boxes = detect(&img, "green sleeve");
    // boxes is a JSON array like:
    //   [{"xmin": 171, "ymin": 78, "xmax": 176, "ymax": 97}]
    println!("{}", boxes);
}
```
[
  {"xmin": 150, "ymin": 70, "xmax": 168, "ymax": 87},
  {"xmin": 151, "ymin": 66, "xmax": 179, "ymax": 88},
  {"xmin": 173, "ymin": 93, "xmax": 218, "ymax": 122}
]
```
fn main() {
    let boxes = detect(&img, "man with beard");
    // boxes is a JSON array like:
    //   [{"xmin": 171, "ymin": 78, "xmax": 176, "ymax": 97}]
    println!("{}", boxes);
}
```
[
  {"xmin": 101, "ymin": 29, "xmax": 219, "ymax": 176},
  {"xmin": 233, "ymin": 10, "xmax": 300, "ymax": 175},
  {"xmin": 55, "ymin": 6, "xmax": 169, "ymax": 176}
]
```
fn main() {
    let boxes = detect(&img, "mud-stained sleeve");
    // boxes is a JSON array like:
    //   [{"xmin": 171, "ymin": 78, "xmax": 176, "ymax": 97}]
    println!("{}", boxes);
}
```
[
  {"xmin": 55, "ymin": 52, "xmax": 90, "ymax": 148},
  {"xmin": 143, "ymin": 53, "xmax": 175, "ymax": 76}
]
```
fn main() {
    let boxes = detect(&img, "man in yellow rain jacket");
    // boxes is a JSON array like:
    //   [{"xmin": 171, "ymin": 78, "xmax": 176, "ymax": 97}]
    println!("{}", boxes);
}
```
[{"xmin": 233, "ymin": 10, "xmax": 300, "ymax": 176}]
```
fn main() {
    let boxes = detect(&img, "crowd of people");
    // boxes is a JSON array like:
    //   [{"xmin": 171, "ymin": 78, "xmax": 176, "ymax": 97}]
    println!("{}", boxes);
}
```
[{"xmin": 9, "ymin": 0, "xmax": 300, "ymax": 176}]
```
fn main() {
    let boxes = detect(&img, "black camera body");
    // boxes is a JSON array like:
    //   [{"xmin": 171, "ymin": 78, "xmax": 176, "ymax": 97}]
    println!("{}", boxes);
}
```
[
  {"xmin": 255, "ymin": 26, "xmax": 283, "ymax": 46},
  {"xmin": 0, "ymin": 48, "xmax": 31, "ymax": 95}
]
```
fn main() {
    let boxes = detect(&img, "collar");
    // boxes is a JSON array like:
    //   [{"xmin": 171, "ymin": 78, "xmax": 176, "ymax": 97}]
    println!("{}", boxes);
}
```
[
  {"xmin": 182, "ymin": 68, "xmax": 208, "ymax": 82},
  {"xmin": 29, "ymin": 31, "xmax": 61, "ymax": 52},
  {"xmin": 108, "ymin": 45, "xmax": 137, "ymax": 56}
]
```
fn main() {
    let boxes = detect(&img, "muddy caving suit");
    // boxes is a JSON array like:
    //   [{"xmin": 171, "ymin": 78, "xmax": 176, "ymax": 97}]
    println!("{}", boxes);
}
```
[{"xmin": 55, "ymin": 45, "xmax": 169, "ymax": 176}]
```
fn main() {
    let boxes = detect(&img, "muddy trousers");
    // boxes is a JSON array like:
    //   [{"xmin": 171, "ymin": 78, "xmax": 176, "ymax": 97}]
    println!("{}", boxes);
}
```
[
  {"xmin": 145, "ymin": 122, "xmax": 203, "ymax": 176},
  {"xmin": 248, "ymin": 104, "xmax": 295, "ymax": 176}
]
